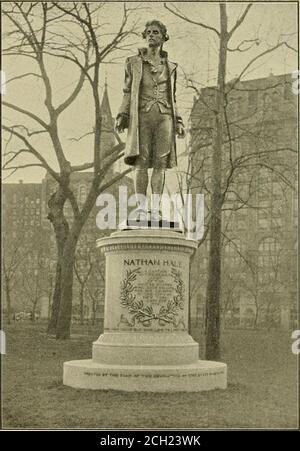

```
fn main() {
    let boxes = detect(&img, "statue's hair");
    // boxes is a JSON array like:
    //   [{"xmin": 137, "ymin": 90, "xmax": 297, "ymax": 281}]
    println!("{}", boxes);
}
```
[{"xmin": 142, "ymin": 20, "xmax": 169, "ymax": 42}]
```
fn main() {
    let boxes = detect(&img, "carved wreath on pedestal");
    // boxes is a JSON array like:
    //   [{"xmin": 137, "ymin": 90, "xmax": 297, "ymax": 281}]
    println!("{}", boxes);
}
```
[{"xmin": 119, "ymin": 267, "xmax": 185, "ymax": 328}]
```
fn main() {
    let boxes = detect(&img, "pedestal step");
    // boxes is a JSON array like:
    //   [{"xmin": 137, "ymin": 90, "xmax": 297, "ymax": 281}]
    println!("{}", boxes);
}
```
[
  {"xmin": 92, "ymin": 332, "xmax": 199, "ymax": 365},
  {"xmin": 63, "ymin": 360, "xmax": 227, "ymax": 392}
]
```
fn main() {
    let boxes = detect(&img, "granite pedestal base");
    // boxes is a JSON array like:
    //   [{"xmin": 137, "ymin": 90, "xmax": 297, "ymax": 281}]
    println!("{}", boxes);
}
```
[
  {"xmin": 63, "ymin": 229, "xmax": 227, "ymax": 392},
  {"xmin": 63, "ymin": 360, "xmax": 227, "ymax": 392}
]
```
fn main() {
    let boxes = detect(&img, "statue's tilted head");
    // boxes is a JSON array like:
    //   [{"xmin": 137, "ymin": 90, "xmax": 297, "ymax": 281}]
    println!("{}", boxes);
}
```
[{"xmin": 142, "ymin": 20, "xmax": 169, "ymax": 42}]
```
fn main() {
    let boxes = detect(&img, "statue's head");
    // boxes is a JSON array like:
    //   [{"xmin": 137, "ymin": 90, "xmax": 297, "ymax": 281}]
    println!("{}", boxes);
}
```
[{"xmin": 142, "ymin": 20, "xmax": 169, "ymax": 47}]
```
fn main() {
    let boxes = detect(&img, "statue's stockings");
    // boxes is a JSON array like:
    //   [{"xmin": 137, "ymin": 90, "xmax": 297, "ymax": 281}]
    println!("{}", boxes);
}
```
[{"xmin": 134, "ymin": 168, "xmax": 165, "ymax": 215}]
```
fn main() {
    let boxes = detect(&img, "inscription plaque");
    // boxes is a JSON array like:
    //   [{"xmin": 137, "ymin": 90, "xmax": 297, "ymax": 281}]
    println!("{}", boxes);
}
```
[{"xmin": 118, "ymin": 257, "xmax": 187, "ymax": 331}]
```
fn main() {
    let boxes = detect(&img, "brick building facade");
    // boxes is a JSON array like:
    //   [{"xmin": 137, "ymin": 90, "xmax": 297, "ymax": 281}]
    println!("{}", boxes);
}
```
[{"xmin": 188, "ymin": 73, "xmax": 297, "ymax": 329}]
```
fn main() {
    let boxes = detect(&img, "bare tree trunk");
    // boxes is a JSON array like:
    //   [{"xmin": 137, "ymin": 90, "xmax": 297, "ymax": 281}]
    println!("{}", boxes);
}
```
[
  {"xmin": 253, "ymin": 296, "xmax": 259, "ymax": 329},
  {"xmin": 92, "ymin": 302, "xmax": 96, "ymax": 326},
  {"xmin": 50, "ymin": 182, "xmax": 99, "ymax": 338},
  {"xmin": 55, "ymin": 211, "xmax": 87, "ymax": 338},
  {"xmin": 55, "ymin": 187, "xmax": 98, "ymax": 338},
  {"xmin": 92, "ymin": 295, "xmax": 99, "ymax": 326},
  {"xmin": 56, "ymin": 237, "xmax": 77, "ymax": 339},
  {"xmin": 47, "ymin": 259, "xmax": 63, "ymax": 334},
  {"xmin": 205, "ymin": 4, "xmax": 228, "ymax": 360},
  {"xmin": 222, "ymin": 292, "xmax": 230, "ymax": 329},
  {"xmin": 48, "ymin": 287, "xmax": 52, "ymax": 320},
  {"xmin": 47, "ymin": 189, "xmax": 69, "ymax": 334},
  {"xmin": 79, "ymin": 286, "xmax": 84, "ymax": 326},
  {"xmin": 31, "ymin": 298, "xmax": 38, "ymax": 322}
]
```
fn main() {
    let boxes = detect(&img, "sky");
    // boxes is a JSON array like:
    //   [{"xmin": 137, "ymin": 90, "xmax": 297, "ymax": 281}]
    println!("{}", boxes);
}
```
[{"xmin": 2, "ymin": 1, "xmax": 298, "ymax": 185}]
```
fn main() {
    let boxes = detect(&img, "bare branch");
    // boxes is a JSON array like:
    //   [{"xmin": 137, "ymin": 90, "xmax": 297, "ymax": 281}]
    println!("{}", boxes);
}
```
[
  {"xmin": 5, "ymin": 72, "xmax": 42, "ymax": 85},
  {"xmin": 2, "ymin": 125, "xmax": 59, "ymax": 182},
  {"xmin": 70, "ymin": 142, "xmax": 125, "ymax": 173},
  {"xmin": 52, "ymin": 2, "xmax": 90, "ymax": 27},
  {"xmin": 4, "ymin": 163, "xmax": 44, "ymax": 171},
  {"xmin": 228, "ymin": 38, "xmax": 260, "ymax": 52},
  {"xmin": 3, "ymin": 101, "xmax": 49, "ymax": 130},
  {"xmin": 164, "ymin": 2, "xmax": 220, "ymax": 37},
  {"xmin": 98, "ymin": 168, "xmax": 133, "ymax": 194},
  {"xmin": 285, "ymin": 43, "xmax": 297, "ymax": 53},
  {"xmin": 228, "ymin": 4, "xmax": 253, "ymax": 38},
  {"xmin": 3, "ymin": 124, "xmax": 47, "ymax": 138},
  {"xmin": 229, "ymin": 42, "xmax": 297, "ymax": 90},
  {"xmin": 221, "ymin": 231, "xmax": 255, "ymax": 273},
  {"xmin": 55, "ymin": 60, "xmax": 88, "ymax": 115}
]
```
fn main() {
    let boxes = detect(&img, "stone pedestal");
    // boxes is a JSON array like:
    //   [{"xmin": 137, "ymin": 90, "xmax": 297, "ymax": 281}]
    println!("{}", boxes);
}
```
[{"xmin": 63, "ymin": 229, "xmax": 227, "ymax": 392}]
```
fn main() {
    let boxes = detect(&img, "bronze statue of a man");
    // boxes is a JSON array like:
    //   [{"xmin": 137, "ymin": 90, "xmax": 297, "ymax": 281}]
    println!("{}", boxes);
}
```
[{"xmin": 116, "ymin": 20, "xmax": 185, "ymax": 218}]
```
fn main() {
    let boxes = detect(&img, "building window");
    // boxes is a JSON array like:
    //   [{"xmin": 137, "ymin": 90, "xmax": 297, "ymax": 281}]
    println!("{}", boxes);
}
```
[
  {"xmin": 223, "ymin": 209, "xmax": 233, "ymax": 231},
  {"xmin": 258, "ymin": 269, "xmax": 276, "ymax": 284},
  {"xmin": 236, "ymin": 210, "xmax": 247, "ymax": 230},
  {"xmin": 258, "ymin": 217, "xmax": 268, "ymax": 229},
  {"xmin": 259, "ymin": 237, "xmax": 280, "ymax": 253},
  {"xmin": 258, "ymin": 238, "xmax": 281, "ymax": 284},
  {"xmin": 226, "ymin": 191, "xmax": 236, "ymax": 202},
  {"xmin": 258, "ymin": 168, "xmax": 272, "ymax": 199},
  {"xmin": 272, "ymin": 217, "xmax": 282, "ymax": 228},
  {"xmin": 223, "ymin": 239, "xmax": 240, "ymax": 265},
  {"xmin": 271, "ymin": 199, "xmax": 283, "ymax": 228},
  {"xmin": 258, "ymin": 199, "xmax": 270, "ymax": 229}
]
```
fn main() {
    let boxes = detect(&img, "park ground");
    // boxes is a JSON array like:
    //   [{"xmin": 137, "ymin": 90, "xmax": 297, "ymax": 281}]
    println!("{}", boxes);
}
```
[{"xmin": 2, "ymin": 323, "xmax": 298, "ymax": 429}]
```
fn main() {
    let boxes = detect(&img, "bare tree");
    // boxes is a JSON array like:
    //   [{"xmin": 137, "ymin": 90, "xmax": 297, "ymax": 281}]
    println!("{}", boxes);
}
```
[
  {"xmin": 19, "ymin": 245, "xmax": 50, "ymax": 322},
  {"xmin": 88, "ymin": 287, "xmax": 103, "ymax": 325},
  {"xmin": 165, "ymin": 2, "xmax": 297, "ymax": 359},
  {"xmin": 251, "ymin": 243, "xmax": 287, "ymax": 329},
  {"xmin": 220, "ymin": 267, "xmax": 242, "ymax": 329},
  {"xmin": 74, "ymin": 251, "xmax": 94, "ymax": 325},
  {"xmin": 2, "ymin": 235, "xmax": 29, "ymax": 324},
  {"xmin": 2, "ymin": 2, "xmax": 140, "ymax": 338},
  {"xmin": 87, "ymin": 260, "xmax": 105, "ymax": 326},
  {"xmin": 20, "ymin": 268, "xmax": 42, "ymax": 322}
]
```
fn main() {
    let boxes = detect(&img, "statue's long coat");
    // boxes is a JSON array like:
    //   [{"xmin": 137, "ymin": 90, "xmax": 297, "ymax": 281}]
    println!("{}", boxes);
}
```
[{"xmin": 118, "ymin": 49, "xmax": 181, "ymax": 169}]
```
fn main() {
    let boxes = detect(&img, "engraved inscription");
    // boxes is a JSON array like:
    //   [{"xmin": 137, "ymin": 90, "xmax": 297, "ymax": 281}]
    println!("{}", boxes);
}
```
[
  {"xmin": 83, "ymin": 371, "xmax": 226, "ymax": 378},
  {"xmin": 118, "ymin": 258, "xmax": 186, "ymax": 330}
]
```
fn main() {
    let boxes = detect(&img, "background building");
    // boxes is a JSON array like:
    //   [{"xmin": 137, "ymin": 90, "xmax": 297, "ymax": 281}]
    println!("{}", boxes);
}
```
[{"xmin": 189, "ymin": 72, "xmax": 297, "ymax": 329}]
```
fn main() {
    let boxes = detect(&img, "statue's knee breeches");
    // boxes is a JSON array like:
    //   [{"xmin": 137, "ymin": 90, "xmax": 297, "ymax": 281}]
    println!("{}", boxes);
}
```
[{"xmin": 136, "ymin": 106, "xmax": 173, "ymax": 169}]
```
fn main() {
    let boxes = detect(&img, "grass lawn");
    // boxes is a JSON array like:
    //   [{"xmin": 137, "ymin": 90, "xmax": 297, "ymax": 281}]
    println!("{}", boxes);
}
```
[{"xmin": 2, "ymin": 322, "xmax": 298, "ymax": 429}]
